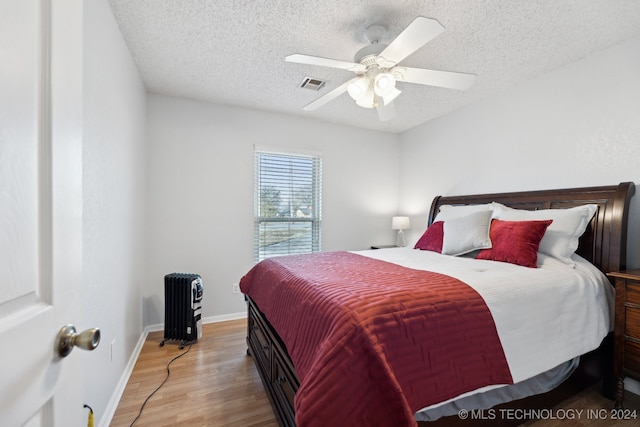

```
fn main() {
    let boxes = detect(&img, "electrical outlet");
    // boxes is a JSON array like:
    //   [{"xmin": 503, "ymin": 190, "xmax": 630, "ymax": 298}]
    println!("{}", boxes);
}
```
[
  {"xmin": 232, "ymin": 283, "xmax": 240, "ymax": 294},
  {"xmin": 110, "ymin": 339, "xmax": 116, "ymax": 363}
]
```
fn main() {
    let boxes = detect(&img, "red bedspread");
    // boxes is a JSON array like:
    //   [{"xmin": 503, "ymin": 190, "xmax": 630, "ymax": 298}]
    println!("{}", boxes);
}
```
[{"xmin": 240, "ymin": 251, "xmax": 513, "ymax": 426}]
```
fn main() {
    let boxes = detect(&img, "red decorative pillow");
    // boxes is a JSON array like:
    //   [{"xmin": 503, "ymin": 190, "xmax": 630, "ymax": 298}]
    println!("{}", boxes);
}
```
[
  {"xmin": 476, "ymin": 219, "xmax": 553, "ymax": 268},
  {"xmin": 414, "ymin": 221, "xmax": 444, "ymax": 252}
]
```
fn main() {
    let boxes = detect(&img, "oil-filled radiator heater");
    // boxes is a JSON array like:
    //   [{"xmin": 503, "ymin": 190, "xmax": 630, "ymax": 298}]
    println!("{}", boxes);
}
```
[{"xmin": 160, "ymin": 273, "xmax": 203, "ymax": 348}]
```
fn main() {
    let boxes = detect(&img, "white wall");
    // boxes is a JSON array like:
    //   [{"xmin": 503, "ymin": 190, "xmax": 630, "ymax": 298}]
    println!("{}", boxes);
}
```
[
  {"xmin": 399, "ymin": 35, "xmax": 640, "ymax": 263},
  {"xmin": 399, "ymin": 35, "xmax": 640, "ymax": 395},
  {"xmin": 144, "ymin": 95, "xmax": 400, "ymax": 325},
  {"xmin": 83, "ymin": 1, "xmax": 147, "ymax": 423}
]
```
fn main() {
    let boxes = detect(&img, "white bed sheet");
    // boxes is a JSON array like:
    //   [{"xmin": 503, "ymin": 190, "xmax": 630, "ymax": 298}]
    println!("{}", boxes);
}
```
[{"xmin": 356, "ymin": 247, "xmax": 614, "ymax": 411}]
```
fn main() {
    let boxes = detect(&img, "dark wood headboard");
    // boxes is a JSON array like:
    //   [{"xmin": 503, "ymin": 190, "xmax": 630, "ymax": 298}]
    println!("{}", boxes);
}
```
[{"xmin": 428, "ymin": 182, "xmax": 635, "ymax": 274}]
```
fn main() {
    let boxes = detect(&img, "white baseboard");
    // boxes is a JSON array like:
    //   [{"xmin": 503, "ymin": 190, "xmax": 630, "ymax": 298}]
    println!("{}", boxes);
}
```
[
  {"xmin": 144, "ymin": 311, "xmax": 247, "ymax": 334},
  {"xmin": 98, "ymin": 327, "xmax": 149, "ymax": 427},
  {"xmin": 98, "ymin": 311, "xmax": 247, "ymax": 427}
]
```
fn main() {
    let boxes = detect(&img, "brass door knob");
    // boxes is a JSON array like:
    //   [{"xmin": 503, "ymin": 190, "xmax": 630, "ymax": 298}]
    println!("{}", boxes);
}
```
[{"xmin": 55, "ymin": 324, "xmax": 100, "ymax": 358}]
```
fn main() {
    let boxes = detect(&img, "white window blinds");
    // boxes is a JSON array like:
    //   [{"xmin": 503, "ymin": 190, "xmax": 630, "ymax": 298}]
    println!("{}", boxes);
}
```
[{"xmin": 254, "ymin": 148, "xmax": 322, "ymax": 262}]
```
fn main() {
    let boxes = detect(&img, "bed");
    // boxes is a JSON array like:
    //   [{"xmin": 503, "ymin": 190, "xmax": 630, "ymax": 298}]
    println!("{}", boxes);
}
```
[{"xmin": 240, "ymin": 182, "xmax": 635, "ymax": 427}]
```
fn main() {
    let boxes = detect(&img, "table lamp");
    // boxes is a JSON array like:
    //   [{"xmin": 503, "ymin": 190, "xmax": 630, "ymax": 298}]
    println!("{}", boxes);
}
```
[{"xmin": 392, "ymin": 216, "xmax": 410, "ymax": 247}]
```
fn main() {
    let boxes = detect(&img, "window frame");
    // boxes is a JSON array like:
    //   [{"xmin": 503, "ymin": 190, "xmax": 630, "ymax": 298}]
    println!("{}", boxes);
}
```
[{"xmin": 253, "ymin": 146, "xmax": 322, "ymax": 262}]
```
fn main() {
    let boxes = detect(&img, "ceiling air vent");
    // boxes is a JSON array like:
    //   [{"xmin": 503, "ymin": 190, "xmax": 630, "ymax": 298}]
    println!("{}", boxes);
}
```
[{"xmin": 299, "ymin": 77, "xmax": 327, "ymax": 91}]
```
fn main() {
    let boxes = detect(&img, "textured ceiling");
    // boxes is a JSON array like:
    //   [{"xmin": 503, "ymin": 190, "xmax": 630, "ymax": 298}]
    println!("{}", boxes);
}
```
[{"xmin": 108, "ymin": 0, "xmax": 640, "ymax": 133}]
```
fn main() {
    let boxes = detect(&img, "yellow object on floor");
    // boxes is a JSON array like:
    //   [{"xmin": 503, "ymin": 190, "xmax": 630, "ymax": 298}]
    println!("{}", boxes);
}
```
[{"xmin": 84, "ymin": 404, "xmax": 94, "ymax": 427}]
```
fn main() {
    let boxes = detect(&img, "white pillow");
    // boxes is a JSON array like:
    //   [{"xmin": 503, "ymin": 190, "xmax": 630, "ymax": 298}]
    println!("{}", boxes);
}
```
[
  {"xmin": 435, "ymin": 203, "xmax": 493, "ymax": 222},
  {"xmin": 492, "ymin": 203, "xmax": 598, "ymax": 266},
  {"xmin": 442, "ymin": 210, "xmax": 493, "ymax": 256}
]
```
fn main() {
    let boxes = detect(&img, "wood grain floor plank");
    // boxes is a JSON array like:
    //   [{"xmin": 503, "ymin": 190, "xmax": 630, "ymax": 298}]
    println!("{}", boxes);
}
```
[
  {"xmin": 110, "ymin": 319, "xmax": 278, "ymax": 427},
  {"xmin": 111, "ymin": 319, "xmax": 640, "ymax": 426}
]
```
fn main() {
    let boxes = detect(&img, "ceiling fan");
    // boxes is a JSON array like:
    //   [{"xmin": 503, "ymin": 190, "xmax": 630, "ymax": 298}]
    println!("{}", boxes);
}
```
[{"xmin": 286, "ymin": 17, "xmax": 476, "ymax": 122}]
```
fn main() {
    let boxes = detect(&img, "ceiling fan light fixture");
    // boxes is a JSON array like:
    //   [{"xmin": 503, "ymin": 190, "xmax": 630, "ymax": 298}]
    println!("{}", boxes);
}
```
[
  {"xmin": 286, "ymin": 16, "xmax": 476, "ymax": 122},
  {"xmin": 355, "ymin": 86, "xmax": 375, "ymax": 108},
  {"xmin": 347, "ymin": 76, "xmax": 371, "ymax": 101},
  {"xmin": 373, "ymin": 73, "xmax": 396, "ymax": 97}
]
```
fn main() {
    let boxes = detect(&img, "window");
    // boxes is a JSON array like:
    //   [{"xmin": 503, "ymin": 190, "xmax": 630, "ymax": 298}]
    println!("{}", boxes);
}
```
[{"xmin": 254, "ymin": 147, "xmax": 322, "ymax": 262}]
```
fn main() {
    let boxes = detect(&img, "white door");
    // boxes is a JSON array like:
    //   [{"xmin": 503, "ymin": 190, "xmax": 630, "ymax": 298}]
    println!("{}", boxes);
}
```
[{"xmin": 0, "ymin": 0, "xmax": 85, "ymax": 425}]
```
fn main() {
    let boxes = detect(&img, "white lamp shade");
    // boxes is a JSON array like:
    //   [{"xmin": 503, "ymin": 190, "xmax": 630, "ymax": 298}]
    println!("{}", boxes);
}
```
[
  {"xmin": 381, "ymin": 87, "xmax": 401, "ymax": 106},
  {"xmin": 374, "ymin": 73, "xmax": 396, "ymax": 97},
  {"xmin": 391, "ymin": 216, "xmax": 410, "ymax": 230},
  {"xmin": 355, "ymin": 86, "xmax": 375, "ymax": 108},
  {"xmin": 347, "ymin": 76, "xmax": 371, "ymax": 101}
]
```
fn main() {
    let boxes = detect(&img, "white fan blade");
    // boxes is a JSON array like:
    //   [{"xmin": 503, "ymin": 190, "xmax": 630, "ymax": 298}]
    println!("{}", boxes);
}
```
[
  {"xmin": 378, "ymin": 17, "xmax": 444, "ymax": 66},
  {"xmin": 394, "ymin": 66, "xmax": 476, "ymax": 90},
  {"xmin": 302, "ymin": 78, "xmax": 357, "ymax": 111},
  {"xmin": 376, "ymin": 100, "xmax": 396, "ymax": 122},
  {"xmin": 286, "ymin": 54, "xmax": 366, "ymax": 73},
  {"xmin": 382, "ymin": 88, "xmax": 401, "ymax": 105}
]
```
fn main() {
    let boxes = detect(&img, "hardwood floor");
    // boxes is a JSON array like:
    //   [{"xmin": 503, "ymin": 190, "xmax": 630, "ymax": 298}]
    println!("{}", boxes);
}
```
[
  {"xmin": 111, "ymin": 319, "xmax": 640, "ymax": 427},
  {"xmin": 110, "ymin": 320, "xmax": 278, "ymax": 427},
  {"xmin": 519, "ymin": 384, "xmax": 640, "ymax": 427}
]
